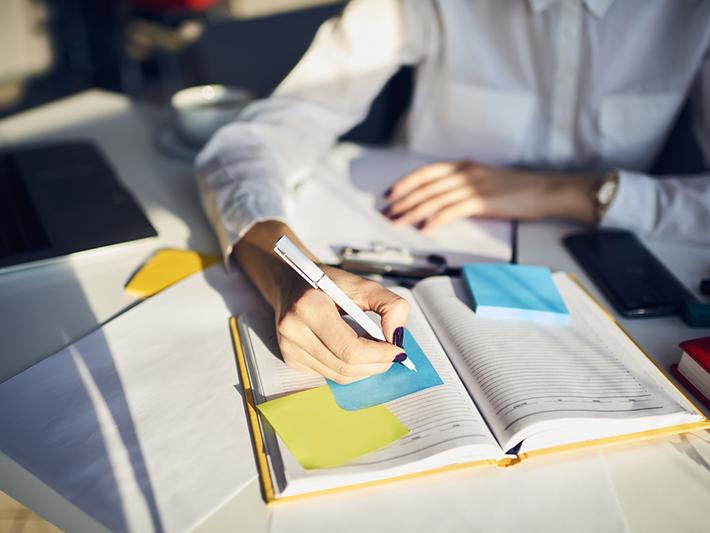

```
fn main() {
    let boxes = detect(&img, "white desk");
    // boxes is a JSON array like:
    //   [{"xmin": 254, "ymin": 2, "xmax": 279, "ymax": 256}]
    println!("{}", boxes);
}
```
[
  {"xmin": 0, "ymin": 91, "xmax": 221, "ymax": 383},
  {"xmin": 1, "ymin": 91, "xmax": 709, "ymax": 533}
]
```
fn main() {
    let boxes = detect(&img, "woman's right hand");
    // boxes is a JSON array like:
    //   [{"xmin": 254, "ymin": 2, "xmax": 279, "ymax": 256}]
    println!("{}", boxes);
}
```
[{"xmin": 234, "ymin": 221, "xmax": 410, "ymax": 384}]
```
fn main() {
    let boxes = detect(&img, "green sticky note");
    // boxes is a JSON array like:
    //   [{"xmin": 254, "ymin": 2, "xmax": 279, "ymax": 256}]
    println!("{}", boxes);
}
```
[{"xmin": 257, "ymin": 385, "xmax": 409, "ymax": 469}]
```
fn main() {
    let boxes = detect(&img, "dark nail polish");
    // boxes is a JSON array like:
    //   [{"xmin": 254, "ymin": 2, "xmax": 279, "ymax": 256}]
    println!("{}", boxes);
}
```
[
  {"xmin": 393, "ymin": 326, "xmax": 404, "ymax": 348},
  {"xmin": 384, "ymin": 187, "xmax": 393, "ymax": 197},
  {"xmin": 390, "ymin": 212, "xmax": 402, "ymax": 221},
  {"xmin": 393, "ymin": 353, "xmax": 407, "ymax": 363},
  {"xmin": 380, "ymin": 206, "xmax": 390, "ymax": 216},
  {"xmin": 415, "ymin": 220, "xmax": 426, "ymax": 230}
]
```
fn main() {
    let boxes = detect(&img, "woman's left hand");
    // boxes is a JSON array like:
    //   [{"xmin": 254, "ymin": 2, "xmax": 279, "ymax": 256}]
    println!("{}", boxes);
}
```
[{"xmin": 382, "ymin": 160, "xmax": 598, "ymax": 231}]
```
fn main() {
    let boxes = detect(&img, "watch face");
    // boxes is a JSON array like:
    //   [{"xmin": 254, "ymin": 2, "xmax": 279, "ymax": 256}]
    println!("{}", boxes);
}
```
[{"xmin": 598, "ymin": 180, "xmax": 617, "ymax": 205}]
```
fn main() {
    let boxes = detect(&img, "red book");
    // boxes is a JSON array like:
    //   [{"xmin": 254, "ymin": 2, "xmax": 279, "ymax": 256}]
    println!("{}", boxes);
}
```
[
  {"xmin": 672, "ymin": 336, "xmax": 710, "ymax": 410},
  {"xmin": 133, "ymin": 0, "xmax": 217, "ymax": 11}
]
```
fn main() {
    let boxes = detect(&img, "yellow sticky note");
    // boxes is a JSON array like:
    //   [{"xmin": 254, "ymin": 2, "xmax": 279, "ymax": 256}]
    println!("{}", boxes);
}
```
[
  {"xmin": 257, "ymin": 385, "xmax": 409, "ymax": 470},
  {"xmin": 125, "ymin": 248, "xmax": 220, "ymax": 298}
]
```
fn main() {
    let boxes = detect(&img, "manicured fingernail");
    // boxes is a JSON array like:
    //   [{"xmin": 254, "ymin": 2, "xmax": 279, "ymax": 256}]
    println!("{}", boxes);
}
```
[
  {"xmin": 384, "ymin": 187, "xmax": 393, "ymax": 197},
  {"xmin": 393, "ymin": 353, "xmax": 407, "ymax": 363},
  {"xmin": 380, "ymin": 206, "xmax": 390, "ymax": 215},
  {"xmin": 389, "ymin": 212, "xmax": 402, "ymax": 221},
  {"xmin": 415, "ymin": 220, "xmax": 426, "ymax": 230},
  {"xmin": 393, "ymin": 326, "xmax": 404, "ymax": 348}
]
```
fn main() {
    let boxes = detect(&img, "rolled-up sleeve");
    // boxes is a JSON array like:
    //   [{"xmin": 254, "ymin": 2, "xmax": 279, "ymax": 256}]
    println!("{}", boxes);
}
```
[
  {"xmin": 602, "ymin": 48, "xmax": 710, "ymax": 244},
  {"xmin": 195, "ymin": 0, "xmax": 437, "ymax": 260}
]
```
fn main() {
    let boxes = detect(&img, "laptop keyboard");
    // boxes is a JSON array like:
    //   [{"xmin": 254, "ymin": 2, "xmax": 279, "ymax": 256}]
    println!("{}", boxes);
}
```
[{"xmin": 0, "ymin": 154, "xmax": 50, "ymax": 259}]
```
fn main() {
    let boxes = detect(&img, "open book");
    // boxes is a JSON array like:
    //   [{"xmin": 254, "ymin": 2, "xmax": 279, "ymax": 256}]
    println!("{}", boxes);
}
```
[{"xmin": 232, "ymin": 273, "xmax": 708, "ymax": 503}]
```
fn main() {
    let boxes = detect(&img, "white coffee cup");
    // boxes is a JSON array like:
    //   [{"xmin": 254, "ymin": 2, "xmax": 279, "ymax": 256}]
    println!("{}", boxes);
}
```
[{"xmin": 171, "ymin": 84, "xmax": 252, "ymax": 147}]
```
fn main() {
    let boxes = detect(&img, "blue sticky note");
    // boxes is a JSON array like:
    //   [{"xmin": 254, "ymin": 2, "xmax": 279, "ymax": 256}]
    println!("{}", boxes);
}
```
[
  {"xmin": 462, "ymin": 263, "xmax": 570, "ymax": 324},
  {"xmin": 327, "ymin": 328, "xmax": 443, "ymax": 411}
]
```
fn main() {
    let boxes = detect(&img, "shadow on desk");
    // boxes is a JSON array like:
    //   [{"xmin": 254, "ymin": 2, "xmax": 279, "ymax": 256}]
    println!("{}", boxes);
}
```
[
  {"xmin": 0, "ymin": 274, "xmax": 165, "ymax": 532},
  {"xmin": 0, "ymin": 92, "xmax": 237, "ymax": 532}
]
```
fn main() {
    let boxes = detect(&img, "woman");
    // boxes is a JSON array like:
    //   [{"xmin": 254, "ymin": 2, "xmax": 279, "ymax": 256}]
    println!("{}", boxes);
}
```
[{"xmin": 196, "ymin": 0, "xmax": 710, "ymax": 383}]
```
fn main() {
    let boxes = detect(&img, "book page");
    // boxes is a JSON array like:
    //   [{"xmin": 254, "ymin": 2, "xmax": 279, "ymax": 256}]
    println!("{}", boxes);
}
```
[
  {"xmin": 413, "ymin": 274, "xmax": 703, "ymax": 453},
  {"xmin": 241, "ymin": 286, "xmax": 503, "ymax": 497}
]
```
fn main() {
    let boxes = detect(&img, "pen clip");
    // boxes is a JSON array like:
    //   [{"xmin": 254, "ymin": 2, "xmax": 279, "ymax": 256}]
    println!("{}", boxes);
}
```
[{"xmin": 274, "ymin": 246, "xmax": 319, "ymax": 289}]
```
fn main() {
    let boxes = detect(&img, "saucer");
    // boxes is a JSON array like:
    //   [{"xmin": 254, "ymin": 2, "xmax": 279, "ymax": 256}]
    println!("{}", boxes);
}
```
[{"xmin": 156, "ymin": 125, "xmax": 201, "ymax": 163}]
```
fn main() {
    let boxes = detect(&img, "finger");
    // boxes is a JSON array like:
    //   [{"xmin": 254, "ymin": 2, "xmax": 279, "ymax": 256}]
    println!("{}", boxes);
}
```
[
  {"xmin": 394, "ymin": 187, "xmax": 473, "ymax": 226},
  {"xmin": 385, "ymin": 171, "xmax": 469, "ymax": 218},
  {"xmin": 302, "ymin": 328, "xmax": 394, "ymax": 377},
  {"xmin": 387, "ymin": 161, "xmax": 460, "ymax": 201},
  {"xmin": 279, "ymin": 337, "xmax": 362, "ymax": 384},
  {"xmin": 281, "ymin": 323, "xmax": 394, "ymax": 379},
  {"xmin": 310, "ymin": 318, "xmax": 403, "ymax": 366},
  {"xmin": 282, "ymin": 288, "xmax": 403, "ymax": 366},
  {"xmin": 420, "ymin": 197, "xmax": 486, "ymax": 232},
  {"xmin": 360, "ymin": 283, "xmax": 410, "ymax": 344},
  {"xmin": 328, "ymin": 275, "xmax": 409, "ymax": 345}
]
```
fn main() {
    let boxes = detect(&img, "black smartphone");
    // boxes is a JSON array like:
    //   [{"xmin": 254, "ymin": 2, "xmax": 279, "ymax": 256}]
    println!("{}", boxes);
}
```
[{"xmin": 563, "ymin": 229, "xmax": 696, "ymax": 318}]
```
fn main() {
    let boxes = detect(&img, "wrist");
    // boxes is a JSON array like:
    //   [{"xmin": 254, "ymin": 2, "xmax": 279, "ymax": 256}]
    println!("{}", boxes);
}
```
[
  {"xmin": 592, "ymin": 170, "xmax": 620, "ymax": 223},
  {"xmin": 544, "ymin": 173, "xmax": 598, "ymax": 223},
  {"xmin": 234, "ymin": 220, "xmax": 318, "ymax": 308}
]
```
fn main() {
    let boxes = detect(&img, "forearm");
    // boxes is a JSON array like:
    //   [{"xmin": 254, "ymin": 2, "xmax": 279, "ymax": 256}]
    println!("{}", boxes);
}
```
[
  {"xmin": 542, "ymin": 172, "xmax": 598, "ymax": 224},
  {"xmin": 233, "ymin": 220, "xmax": 319, "ymax": 309},
  {"xmin": 232, "ymin": 222, "xmax": 407, "ymax": 384}
]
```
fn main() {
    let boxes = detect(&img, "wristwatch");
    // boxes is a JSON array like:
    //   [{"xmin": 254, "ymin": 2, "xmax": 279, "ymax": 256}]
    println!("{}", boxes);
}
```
[{"xmin": 593, "ymin": 171, "xmax": 619, "ymax": 223}]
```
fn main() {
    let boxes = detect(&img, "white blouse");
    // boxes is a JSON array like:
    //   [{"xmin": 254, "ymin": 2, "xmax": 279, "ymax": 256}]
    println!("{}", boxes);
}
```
[{"xmin": 196, "ymin": 0, "xmax": 710, "ymax": 259}]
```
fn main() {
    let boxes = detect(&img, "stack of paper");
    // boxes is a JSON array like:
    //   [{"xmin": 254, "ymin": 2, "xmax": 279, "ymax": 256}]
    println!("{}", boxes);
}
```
[{"xmin": 0, "ymin": 267, "xmax": 265, "ymax": 532}]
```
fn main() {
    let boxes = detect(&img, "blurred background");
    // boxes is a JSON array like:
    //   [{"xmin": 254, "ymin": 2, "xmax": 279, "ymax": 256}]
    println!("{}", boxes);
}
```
[
  {"xmin": 0, "ymin": 0, "xmax": 416, "ymax": 147},
  {"xmin": 0, "ymin": 0, "xmax": 703, "ymax": 171}
]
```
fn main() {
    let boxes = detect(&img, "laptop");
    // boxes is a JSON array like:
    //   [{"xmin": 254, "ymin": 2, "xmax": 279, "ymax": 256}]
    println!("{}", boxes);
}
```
[{"xmin": 0, "ymin": 140, "xmax": 157, "ymax": 273}]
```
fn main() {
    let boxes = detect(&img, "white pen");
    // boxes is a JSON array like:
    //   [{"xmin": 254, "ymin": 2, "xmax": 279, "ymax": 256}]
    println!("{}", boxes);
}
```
[{"xmin": 274, "ymin": 235, "xmax": 417, "ymax": 372}]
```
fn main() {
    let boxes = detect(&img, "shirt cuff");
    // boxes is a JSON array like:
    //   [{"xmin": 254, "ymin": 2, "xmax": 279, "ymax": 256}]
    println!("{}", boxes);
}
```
[
  {"xmin": 196, "ymin": 177, "xmax": 288, "ymax": 269},
  {"xmin": 600, "ymin": 170, "xmax": 657, "ymax": 234},
  {"xmin": 222, "ymin": 215, "xmax": 290, "ymax": 270}
]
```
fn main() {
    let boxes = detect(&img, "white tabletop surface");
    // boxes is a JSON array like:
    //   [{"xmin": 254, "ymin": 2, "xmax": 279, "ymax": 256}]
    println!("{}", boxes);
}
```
[{"xmin": 1, "ymin": 91, "xmax": 709, "ymax": 533}]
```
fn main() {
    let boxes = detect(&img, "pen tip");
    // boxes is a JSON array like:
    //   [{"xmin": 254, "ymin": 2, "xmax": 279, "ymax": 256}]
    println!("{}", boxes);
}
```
[{"xmin": 401, "ymin": 358, "xmax": 417, "ymax": 372}]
